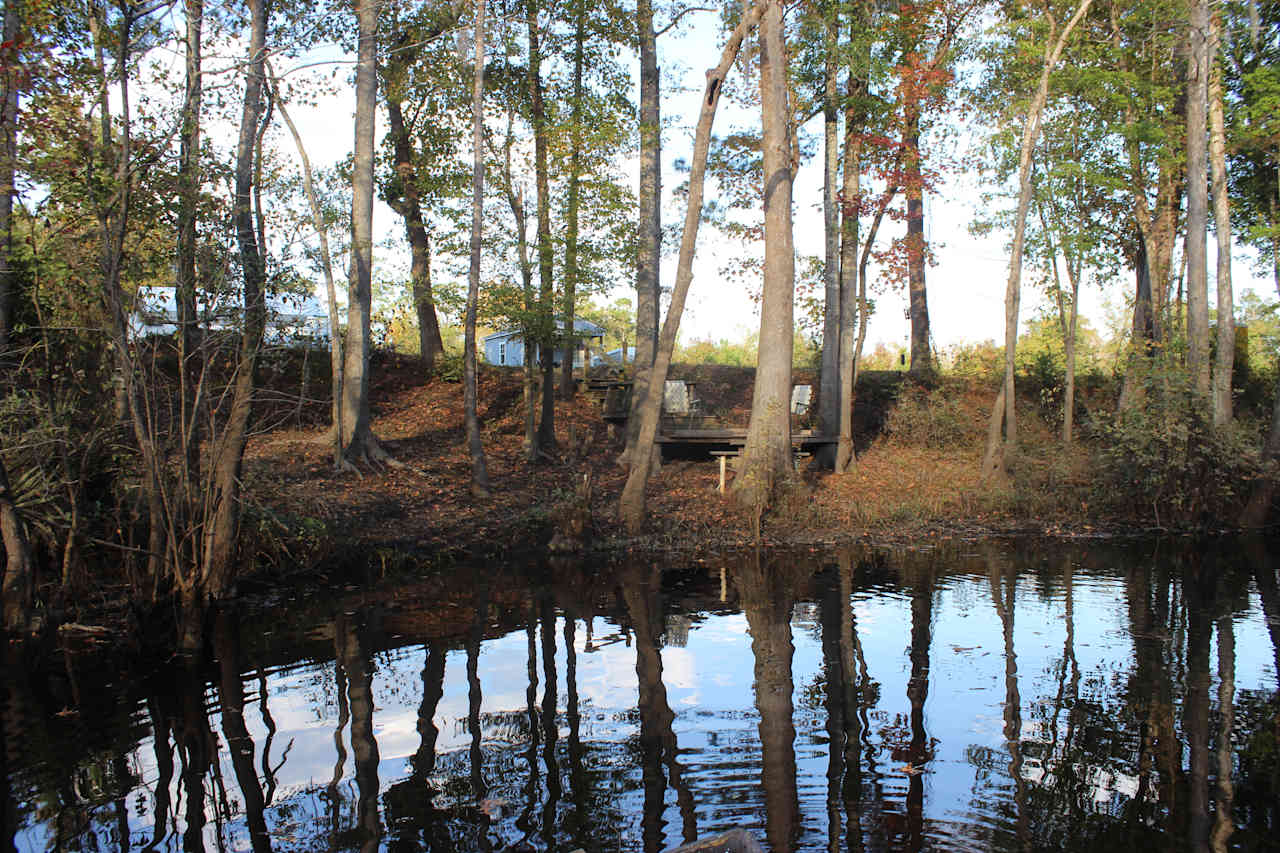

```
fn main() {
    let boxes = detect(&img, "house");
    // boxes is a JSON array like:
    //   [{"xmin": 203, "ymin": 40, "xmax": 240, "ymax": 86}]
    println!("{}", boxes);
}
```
[
  {"xmin": 129, "ymin": 286, "xmax": 330, "ymax": 345},
  {"xmin": 483, "ymin": 318, "xmax": 605, "ymax": 368},
  {"xmin": 591, "ymin": 345, "xmax": 636, "ymax": 366}
]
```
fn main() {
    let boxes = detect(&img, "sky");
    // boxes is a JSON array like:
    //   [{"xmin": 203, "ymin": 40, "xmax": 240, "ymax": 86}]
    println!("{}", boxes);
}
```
[{"xmin": 257, "ymin": 6, "xmax": 1275, "ymax": 357}]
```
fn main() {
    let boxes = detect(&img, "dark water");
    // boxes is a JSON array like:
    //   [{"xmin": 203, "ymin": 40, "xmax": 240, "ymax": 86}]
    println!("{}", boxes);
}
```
[{"xmin": 4, "ymin": 539, "xmax": 1280, "ymax": 852}]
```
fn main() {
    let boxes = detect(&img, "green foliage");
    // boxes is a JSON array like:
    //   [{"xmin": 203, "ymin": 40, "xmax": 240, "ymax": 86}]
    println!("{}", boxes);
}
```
[
  {"xmin": 676, "ymin": 333, "xmax": 758, "ymax": 367},
  {"xmin": 433, "ymin": 352, "xmax": 466, "ymax": 383},
  {"xmin": 1091, "ymin": 368, "xmax": 1264, "ymax": 527},
  {"xmin": 944, "ymin": 339, "xmax": 1003, "ymax": 380}
]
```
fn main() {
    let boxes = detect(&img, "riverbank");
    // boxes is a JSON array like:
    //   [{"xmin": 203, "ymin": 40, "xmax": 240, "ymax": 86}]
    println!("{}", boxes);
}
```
[{"xmin": 241, "ymin": 356, "xmax": 1262, "ymax": 572}]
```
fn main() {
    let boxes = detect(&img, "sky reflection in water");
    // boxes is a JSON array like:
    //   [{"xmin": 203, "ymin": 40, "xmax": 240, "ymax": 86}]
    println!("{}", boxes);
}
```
[{"xmin": 5, "ymin": 539, "xmax": 1279, "ymax": 852}]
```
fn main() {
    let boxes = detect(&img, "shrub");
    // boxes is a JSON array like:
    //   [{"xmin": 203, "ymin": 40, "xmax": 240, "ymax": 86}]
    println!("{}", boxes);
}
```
[
  {"xmin": 882, "ymin": 383, "xmax": 981, "ymax": 449},
  {"xmin": 1091, "ymin": 367, "xmax": 1263, "ymax": 527}
]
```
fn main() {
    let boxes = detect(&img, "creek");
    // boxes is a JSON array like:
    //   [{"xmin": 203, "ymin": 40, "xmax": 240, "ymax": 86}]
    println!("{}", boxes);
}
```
[{"xmin": 4, "ymin": 537, "xmax": 1278, "ymax": 852}]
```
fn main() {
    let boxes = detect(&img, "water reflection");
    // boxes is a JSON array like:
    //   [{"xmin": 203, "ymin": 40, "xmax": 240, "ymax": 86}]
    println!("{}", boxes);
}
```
[{"xmin": 4, "ymin": 540, "xmax": 1280, "ymax": 852}]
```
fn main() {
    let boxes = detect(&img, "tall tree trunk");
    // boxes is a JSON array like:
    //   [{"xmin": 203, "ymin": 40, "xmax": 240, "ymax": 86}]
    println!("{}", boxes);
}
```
[
  {"xmin": 198, "ymin": 0, "xmax": 269, "ymax": 618},
  {"xmin": 528, "ymin": 0, "xmax": 556, "ymax": 452},
  {"xmin": 465, "ymin": 0, "xmax": 490, "ymax": 498},
  {"xmin": 732, "ymin": 0, "xmax": 796, "ymax": 513},
  {"xmin": 0, "ymin": 453, "xmax": 33, "ymax": 634},
  {"xmin": 0, "ymin": 0, "xmax": 19, "ymax": 352},
  {"xmin": 818, "ymin": 9, "xmax": 841, "ymax": 465},
  {"xmin": 386, "ymin": 98, "xmax": 444, "ymax": 374},
  {"xmin": 92, "ymin": 3, "xmax": 172, "ymax": 588},
  {"xmin": 624, "ymin": 0, "xmax": 662, "ymax": 463},
  {"xmin": 1208, "ymin": 12, "xmax": 1233, "ymax": 427},
  {"xmin": 835, "ymin": 38, "xmax": 871, "ymax": 474},
  {"xmin": 1185, "ymin": 0, "xmax": 1211, "ymax": 399},
  {"xmin": 498, "ymin": 128, "xmax": 539, "ymax": 462},
  {"xmin": 1060, "ymin": 252, "xmax": 1080, "ymax": 445},
  {"xmin": 835, "ymin": 110, "xmax": 861, "ymax": 473},
  {"xmin": 341, "ymin": 0, "xmax": 387, "ymax": 465},
  {"xmin": 175, "ymin": 0, "xmax": 203, "ymax": 529},
  {"xmin": 1118, "ymin": 235, "xmax": 1156, "ymax": 412},
  {"xmin": 903, "ymin": 104, "xmax": 932, "ymax": 378},
  {"xmin": 618, "ymin": 0, "xmax": 766, "ymax": 533},
  {"xmin": 981, "ymin": 0, "xmax": 1093, "ymax": 479},
  {"xmin": 559, "ymin": 0, "xmax": 586, "ymax": 399},
  {"xmin": 270, "ymin": 60, "xmax": 344, "ymax": 466}
]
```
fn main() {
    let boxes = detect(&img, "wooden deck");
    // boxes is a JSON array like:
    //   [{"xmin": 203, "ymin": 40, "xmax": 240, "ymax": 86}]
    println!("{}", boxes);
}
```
[{"xmin": 656, "ymin": 427, "xmax": 836, "ymax": 450}]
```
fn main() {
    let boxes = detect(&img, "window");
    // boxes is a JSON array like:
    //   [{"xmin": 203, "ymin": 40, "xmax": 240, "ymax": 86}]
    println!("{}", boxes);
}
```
[{"xmin": 498, "ymin": 342, "xmax": 506, "ymax": 365}]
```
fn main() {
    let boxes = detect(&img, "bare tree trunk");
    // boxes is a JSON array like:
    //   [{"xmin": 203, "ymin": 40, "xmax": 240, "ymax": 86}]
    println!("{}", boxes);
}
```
[
  {"xmin": 818, "ymin": 10, "xmax": 841, "ymax": 466},
  {"xmin": 91, "ymin": 2, "xmax": 175, "ymax": 590},
  {"xmin": 1185, "ymin": 0, "xmax": 1211, "ymax": 399},
  {"xmin": 386, "ymin": 98, "xmax": 444, "ymax": 374},
  {"xmin": 981, "ymin": 0, "xmax": 1093, "ymax": 479},
  {"xmin": 619, "ymin": 1, "xmax": 766, "ymax": 533},
  {"xmin": 270, "ymin": 61, "xmax": 344, "ymax": 466},
  {"xmin": 1061, "ymin": 258, "xmax": 1080, "ymax": 445},
  {"xmin": 903, "ymin": 104, "xmax": 932, "ymax": 378},
  {"xmin": 623, "ymin": 0, "xmax": 662, "ymax": 464},
  {"xmin": 528, "ymin": 0, "xmax": 556, "ymax": 452},
  {"xmin": 834, "ymin": 82, "xmax": 862, "ymax": 474},
  {"xmin": 465, "ymin": 0, "xmax": 490, "ymax": 498},
  {"xmin": 340, "ymin": 0, "xmax": 388, "ymax": 465},
  {"xmin": 732, "ymin": 0, "xmax": 796, "ymax": 513},
  {"xmin": 0, "ymin": 0, "xmax": 19, "ymax": 353},
  {"xmin": 1208, "ymin": 12, "xmax": 1233, "ymax": 427},
  {"xmin": 559, "ymin": 0, "xmax": 586, "ymax": 399},
  {"xmin": 175, "ymin": 0, "xmax": 204, "ymax": 531},
  {"xmin": 198, "ymin": 0, "xmax": 269, "ymax": 615},
  {"xmin": 0, "ymin": 453, "xmax": 33, "ymax": 634},
  {"xmin": 498, "ymin": 127, "xmax": 539, "ymax": 463}
]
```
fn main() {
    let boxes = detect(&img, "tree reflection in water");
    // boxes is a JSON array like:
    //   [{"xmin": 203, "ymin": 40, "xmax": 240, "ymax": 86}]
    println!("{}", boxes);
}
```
[
  {"xmin": 2, "ymin": 540, "xmax": 1279, "ymax": 853},
  {"xmin": 738, "ymin": 551, "xmax": 806, "ymax": 853}
]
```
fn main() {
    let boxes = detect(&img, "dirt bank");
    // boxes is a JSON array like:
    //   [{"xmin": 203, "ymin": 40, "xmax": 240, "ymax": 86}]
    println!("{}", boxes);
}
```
[{"xmin": 242, "ymin": 357, "xmax": 1135, "ymax": 567}]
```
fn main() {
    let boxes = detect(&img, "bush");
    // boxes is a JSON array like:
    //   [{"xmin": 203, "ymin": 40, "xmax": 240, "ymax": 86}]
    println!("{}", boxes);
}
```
[
  {"xmin": 882, "ymin": 383, "xmax": 982, "ymax": 449},
  {"xmin": 1091, "ymin": 367, "xmax": 1263, "ymax": 527}
]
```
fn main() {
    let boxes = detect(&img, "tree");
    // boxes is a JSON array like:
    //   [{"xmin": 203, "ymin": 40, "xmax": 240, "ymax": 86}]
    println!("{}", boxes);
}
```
[
  {"xmin": 622, "ymin": 0, "xmax": 662, "ymax": 463},
  {"xmin": 271, "ymin": 60, "xmax": 345, "ymax": 466},
  {"xmin": 818, "ymin": 0, "xmax": 841, "ymax": 463},
  {"xmin": 890, "ymin": 0, "xmax": 982, "ymax": 377},
  {"xmin": 731, "ymin": 0, "xmax": 797, "ymax": 512},
  {"xmin": 981, "ymin": 0, "xmax": 1094, "ymax": 479},
  {"xmin": 0, "ymin": 451, "xmax": 34, "ymax": 634},
  {"xmin": 341, "ymin": 0, "xmax": 390, "ymax": 466},
  {"xmin": 527, "ymin": 0, "xmax": 557, "ymax": 452},
  {"xmin": 619, "ymin": 0, "xmax": 768, "ymax": 533},
  {"xmin": 558, "ymin": 0, "xmax": 587, "ymax": 399},
  {"xmin": 0, "ymin": 0, "xmax": 22, "ymax": 352},
  {"xmin": 196, "ymin": 0, "xmax": 271, "ymax": 639},
  {"xmin": 464, "ymin": 0, "xmax": 490, "ymax": 498},
  {"xmin": 1185, "ymin": 0, "xmax": 1211, "ymax": 399},
  {"xmin": 1209, "ymin": 9, "xmax": 1233, "ymax": 427},
  {"xmin": 380, "ymin": 1, "xmax": 461, "ymax": 376}
]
